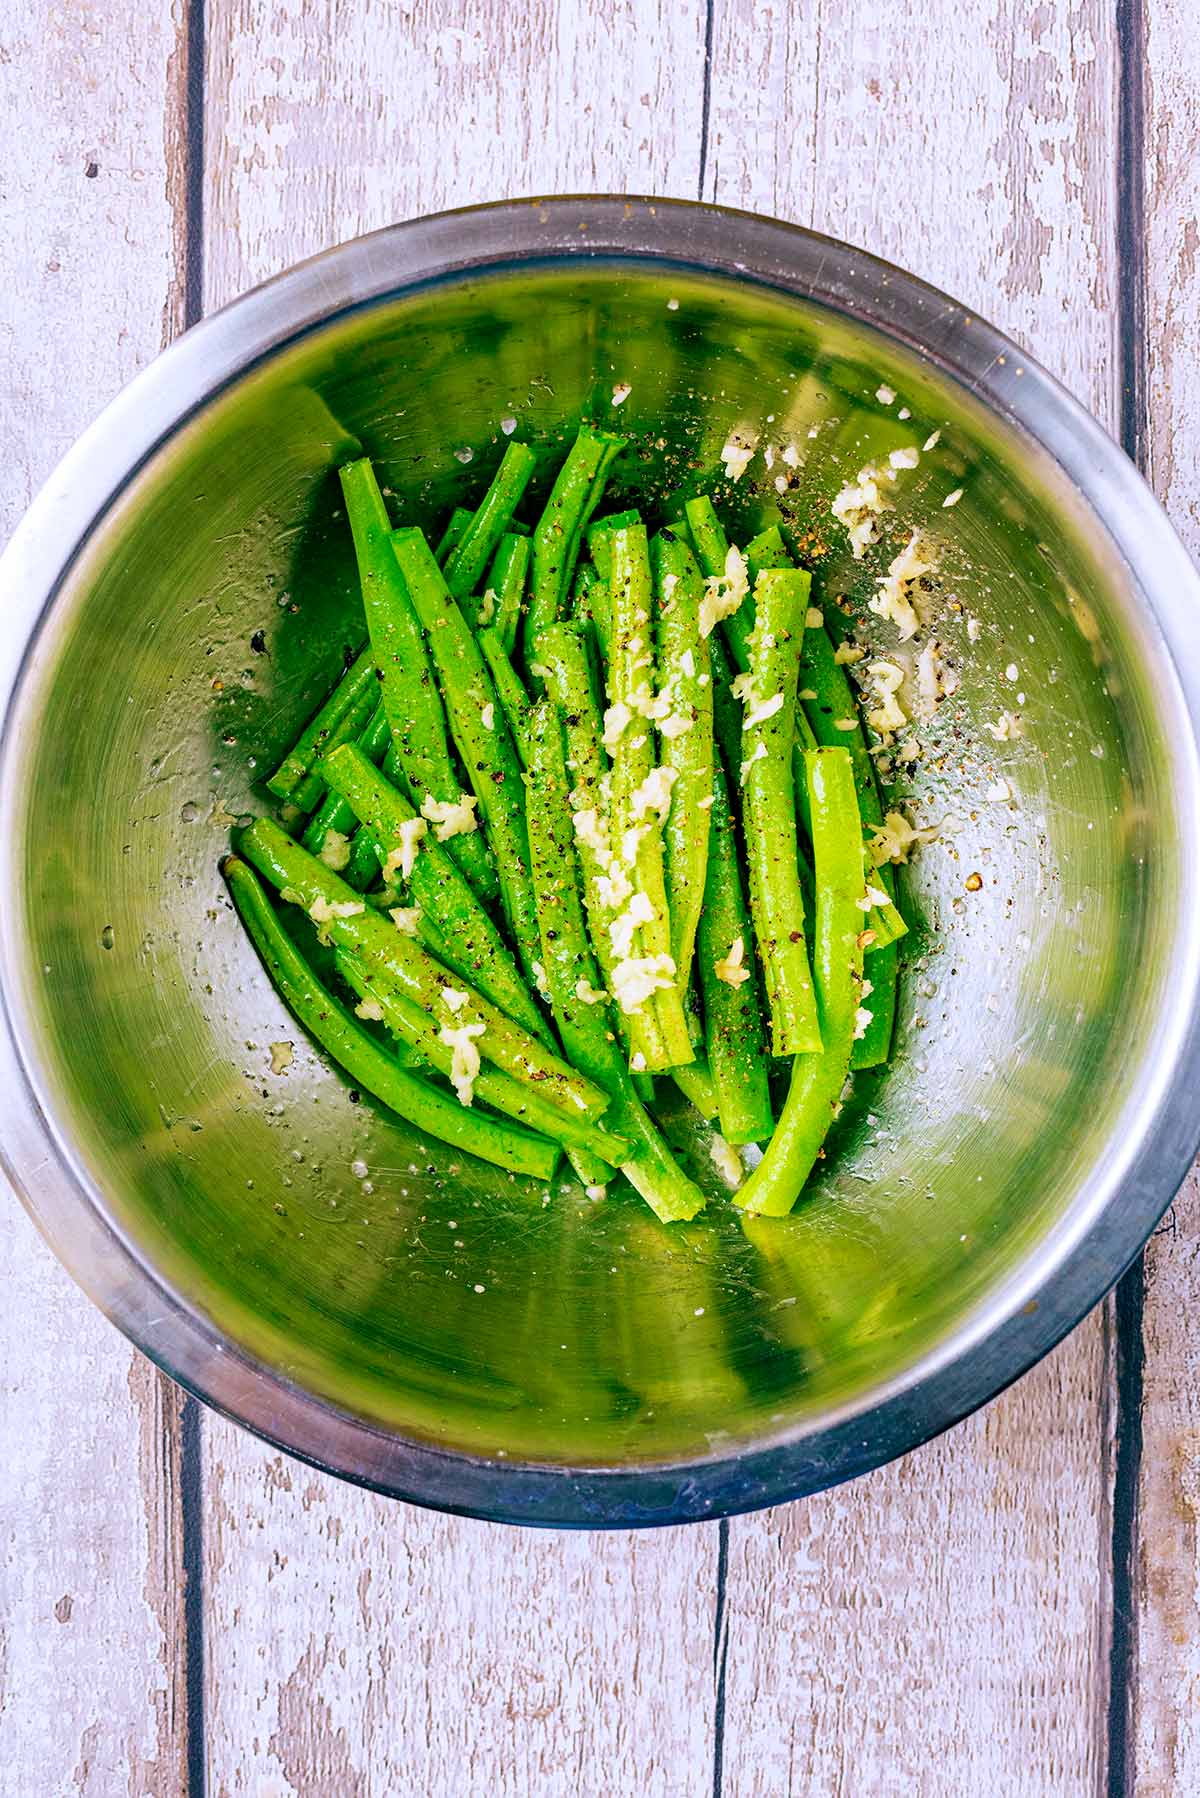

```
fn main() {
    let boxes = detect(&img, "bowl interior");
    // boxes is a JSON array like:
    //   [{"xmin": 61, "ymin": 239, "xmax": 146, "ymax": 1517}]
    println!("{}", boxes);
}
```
[{"xmin": 2, "ymin": 261, "xmax": 1183, "ymax": 1467}]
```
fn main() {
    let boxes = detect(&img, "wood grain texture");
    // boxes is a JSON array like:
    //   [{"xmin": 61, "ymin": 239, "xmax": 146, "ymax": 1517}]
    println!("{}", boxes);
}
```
[
  {"xmin": 1133, "ymin": 2, "xmax": 1200, "ymax": 1787},
  {"xmin": 203, "ymin": 1436, "xmax": 717, "ymax": 1798},
  {"xmin": 705, "ymin": 4, "xmax": 1122, "ymax": 1792},
  {"xmin": 200, "ymin": 7, "xmax": 717, "ymax": 1795},
  {"xmin": 0, "ymin": 12, "xmax": 192, "ymax": 1794},
  {"xmin": 203, "ymin": 0, "xmax": 707, "ymax": 310}
]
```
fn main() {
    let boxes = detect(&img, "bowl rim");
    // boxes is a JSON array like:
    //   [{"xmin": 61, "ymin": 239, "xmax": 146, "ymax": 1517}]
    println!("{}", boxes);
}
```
[{"xmin": 2, "ymin": 193, "xmax": 1199, "ymax": 1527}]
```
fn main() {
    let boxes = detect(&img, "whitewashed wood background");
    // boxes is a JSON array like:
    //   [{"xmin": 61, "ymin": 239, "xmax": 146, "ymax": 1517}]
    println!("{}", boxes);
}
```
[{"xmin": 2, "ymin": 2, "xmax": 1198, "ymax": 1793}]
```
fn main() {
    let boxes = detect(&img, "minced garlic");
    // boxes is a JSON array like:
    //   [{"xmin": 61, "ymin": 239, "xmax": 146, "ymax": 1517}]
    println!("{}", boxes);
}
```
[
  {"xmin": 916, "ymin": 639, "xmax": 958, "ymax": 713},
  {"xmin": 720, "ymin": 437, "xmax": 755, "ymax": 481},
  {"xmin": 699, "ymin": 545, "xmax": 749, "ymax": 639},
  {"xmin": 382, "ymin": 816, "xmax": 428, "ymax": 883},
  {"xmin": 745, "ymin": 691, "xmax": 785, "ymax": 729},
  {"xmin": 864, "ymin": 659, "xmax": 908, "ymax": 738},
  {"xmin": 708, "ymin": 1133, "xmax": 744, "ymax": 1187},
  {"xmin": 388, "ymin": 906, "xmax": 420, "ymax": 935},
  {"xmin": 610, "ymin": 891, "xmax": 656, "ymax": 960},
  {"xmin": 602, "ymin": 700, "xmax": 633, "ymax": 749},
  {"xmin": 531, "ymin": 961, "xmax": 552, "ymax": 1001},
  {"xmin": 318, "ymin": 829, "xmax": 351, "ymax": 871},
  {"xmin": 715, "ymin": 935, "xmax": 750, "ymax": 988},
  {"xmin": 440, "ymin": 1020, "xmax": 486, "ymax": 1105},
  {"xmin": 869, "ymin": 530, "xmax": 936, "ymax": 639},
  {"xmin": 596, "ymin": 865, "xmax": 633, "ymax": 911},
  {"xmin": 420, "ymin": 792, "xmax": 479, "ymax": 841},
  {"xmin": 831, "ymin": 463, "xmax": 889, "ymax": 558},
  {"xmin": 308, "ymin": 895, "xmax": 365, "ymax": 924},
  {"xmin": 630, "ymin": 765, "xmax": 678, "ymax": 822},
  {"xmin": 870, "ymin": 809, "xmax": 941, "ymax": 865},
  {"xmin": 611, "ymin": 952, "xmax": 676, "ymax": 1014},
  {"xmin": 740, "ymin": 740, "xmax": 768, "ymax": 785}
]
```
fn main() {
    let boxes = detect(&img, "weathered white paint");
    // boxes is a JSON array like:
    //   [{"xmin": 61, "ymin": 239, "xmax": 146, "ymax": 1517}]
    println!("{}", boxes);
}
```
[
  {"xmin": 7, "ymin": 2, "xmax": 1200, "ymax": 1793},
  {"xmin": 203, "ymin": 1439, "xmax": 717, "ymax": 1798},
  {"xmin": 1133, "ymin": 4, "xmax": 1200, "ymax": 1788},
  {"xmin": 706, "ymin": 4, "xmax": 1121, "ymax": 1791},
  {"xmin": 0, "ymin": 15, "xmax": 192, "ymax": 1795},
  {"xmin": 203, "ymin": 0, "xmax": 707, "ymax": 309},
  {"xmin": 200, "ymin": 6, "xmax": 717, "ymax": 1794}
]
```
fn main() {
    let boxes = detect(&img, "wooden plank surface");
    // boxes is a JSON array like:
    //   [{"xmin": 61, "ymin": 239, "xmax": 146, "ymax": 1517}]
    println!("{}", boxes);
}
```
[
  {"xmin": 1133, "ymin": 1, "xmax": 1200, "ymax": 1787},
  {"xmin": 6, "ymin": 0, "xmax": 1200, "ymax": 1793},
  {"xmin": 0, "ymin": 6, "xmax": 193, "ymax": 1793},
  {"xmin": 199, "ymin": 7, "xmax": 718, "ymax": 1795},
  {"xmin": 704, "ymin": 4, "xmax": 1122, "ymax": 1792}
]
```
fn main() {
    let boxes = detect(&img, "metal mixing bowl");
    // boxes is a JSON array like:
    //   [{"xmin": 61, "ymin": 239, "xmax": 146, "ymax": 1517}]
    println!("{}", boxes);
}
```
[{"xmin": 2, "ymin": 198, "xmax": 1199, "ymax": 1526}]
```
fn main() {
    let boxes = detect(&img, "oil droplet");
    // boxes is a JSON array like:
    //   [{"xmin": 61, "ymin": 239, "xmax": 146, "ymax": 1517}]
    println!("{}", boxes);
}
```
[
  {"xmin": 100, "ymin": 924, "xmax": 115, "ymax": 951},
  {"xmin": 179, "ymin": 801, "xmax": 200, "ymax": 823}
]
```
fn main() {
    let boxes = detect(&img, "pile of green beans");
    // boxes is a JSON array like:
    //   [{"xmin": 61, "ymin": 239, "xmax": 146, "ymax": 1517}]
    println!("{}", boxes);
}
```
[{"xmin": 234, "ymin": 427, "xmax": 909, "ymax": 1220}]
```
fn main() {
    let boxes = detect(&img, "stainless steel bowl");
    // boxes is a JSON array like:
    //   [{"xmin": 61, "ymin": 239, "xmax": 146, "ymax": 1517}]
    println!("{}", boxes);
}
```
[{"xmin": 2, "ymin": 198, "xmax": 1199, "ymax": 1526}]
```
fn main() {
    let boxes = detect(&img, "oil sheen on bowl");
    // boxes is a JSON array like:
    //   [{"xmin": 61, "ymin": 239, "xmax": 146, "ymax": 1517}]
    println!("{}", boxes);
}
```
[{"xmin": 1, "ymin": 199, "xmax": 1199, "ymax": 1526}]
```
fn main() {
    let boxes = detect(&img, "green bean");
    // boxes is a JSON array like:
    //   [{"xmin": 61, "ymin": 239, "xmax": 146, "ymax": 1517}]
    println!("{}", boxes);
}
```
[
  {"xmin": 586, "ymin": 508, "xmax": 642, "ymax": 584},
  {"xmin": 799, "ymin": 633, "xmax": 907, "ymax": 952},
  {"xmin": 239, "ymin": 817, "xmax": 605, "ymax": 1121},
  {"xmin": 710, "ymin": 634, "xmax": 744, "ymax": 798},
  {"xmin": 338, "ymin": 457, "xmax": 496, "ymax": 897},
  {"xmin": 696, "ymin": 751, "xmax": 774, "ymax": 1144},
  {"xmin": 223, "ymin": 856, "xmax": 559, "ymax": 1181},
  {"xmin": 682, "ymin": 494, "xmax": 729, "ymax": 585},
  {"xmin": 444, "ymin": 441, "xmax": 537, "ymax": 603},
  {"xmin": 302, "ymin": 700, "xmax": 392, "ymax": 854},
  {"xmin": 536, "ymin": 623, "xmax": 654, "ymax": 1097},
  {"xmin": 265, "ymin": 646, "xmax": 375, "ymax": 807},
  {"xmin": 319, "ymin": 742, "xmax": 548, "ymax": 1043},
  {"xmin": 334, "ymin": 952, "xmax": 630, "ymax": 1167},
  {"xmin": 740, "ymin": 568, "xmax": 821, "ymax": 1056},
  {"xmin": 482, "ymin": 531, "xmax": 529, "ymax": 653},
  {"xmin": 478, "ymin": 628, "xmax": 532, "ymax": 768},
  {"xmin": 671, "ymin": 1059, "xmax": 719, "ymax": 1122},
  {"xmin": 536, "ymin": 623, "xmax": 616, "ymax": 981},
  {"xmin": 650, "ymin": 529, "xmax": 713, "ymax": 999},
  {"xmin": 853, "ymin": 935, "xmax": 898, "ymax": 1069},
  {"xmin": 390, "ymin": 527, "xmax": 541, "ymax": 981},
  {"xmin": 570, "ymin": 561, "xmax": 610, "ymax": 661},
  {"xmin": 525, "ymin": 424, "xmax": 626, "ymax": 653},
  {"xmin": 734, "ymin": 524, "xmax": 794, "ymax": 673},
  {"xmin": 434, "ymin": 506, "xmax": 473, "ymax": 564},
  {"xmin": 343, "ymin": 827, "xmax": 382, "ymax": 892},
  {"xmin": 737, "ymin": 748, "xmax": 867, "ymax": 1214},
  {"xmin": 686, "ymin": 507, "xmax": 792, "ymax": 677},
  {"xmin": 744, "ymin": 524, "xmax": 791, "ymax": 571},
  {"xmin": 524, "ymin": 701, "xmax": 706, "ymax": 1221},
  {"xmin": 606, "ymin": 520, "xmax": 694, "ymax": 1071}
]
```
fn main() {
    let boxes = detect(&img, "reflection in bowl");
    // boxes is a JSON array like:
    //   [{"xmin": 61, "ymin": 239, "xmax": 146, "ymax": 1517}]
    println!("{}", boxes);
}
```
[{"xmin": 1, "ymin": 200, "xmax": 1198, "ymax": 1524}]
